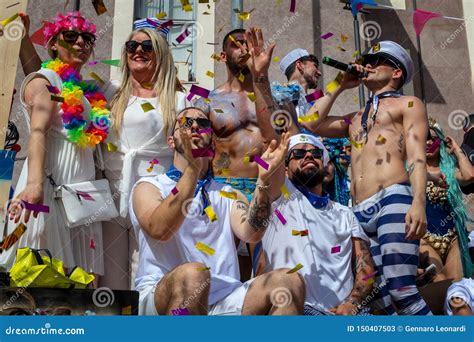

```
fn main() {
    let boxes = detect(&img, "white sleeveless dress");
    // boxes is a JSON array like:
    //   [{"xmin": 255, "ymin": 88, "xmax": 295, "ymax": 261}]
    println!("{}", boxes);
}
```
[{"xmin": 0, "ymin": 68, "xmax": 104, "ymax": 275}]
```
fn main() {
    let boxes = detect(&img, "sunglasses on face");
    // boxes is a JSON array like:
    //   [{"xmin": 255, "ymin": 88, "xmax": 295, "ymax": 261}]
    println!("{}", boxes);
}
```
[
  {"xmin": 125, "ymin": 40, "xmax": 153, "ymax": 53},
  {"xmin": 176, "ymin": 117, "xmax": 212, "ymax": 130},
  {"xmin": 61, "ymin": 30, "xmax": 96, "ymax": 46},
  {"xmin": 289, "ymin": 148, "xmax": 323, "ymax": 161},
  {"xmin": 362, "ymin": 56, "xmax": 399, "ymax": 70}
]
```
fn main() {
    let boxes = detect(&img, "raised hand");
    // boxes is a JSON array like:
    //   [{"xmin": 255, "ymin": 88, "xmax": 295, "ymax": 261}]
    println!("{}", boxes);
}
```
[
  {"xmin": 258, "ymin": 131, "xmax": 290, "ymax": 183},
  {"xmin": 234, "ymin": 27, "xmax": 275, "ymax": 77}
]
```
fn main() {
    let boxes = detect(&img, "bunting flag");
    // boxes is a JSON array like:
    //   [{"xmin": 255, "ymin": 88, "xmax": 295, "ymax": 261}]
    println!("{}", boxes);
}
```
[{"xmin": 413, "ymin": 9, "xmax": 441, "ymax": 36}]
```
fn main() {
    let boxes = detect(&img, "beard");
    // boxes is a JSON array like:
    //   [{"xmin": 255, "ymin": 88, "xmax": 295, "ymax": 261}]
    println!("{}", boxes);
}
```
[
  {"xmin": 304, "ymin": 74, "xmax": 318, "ymax": 89},
  {"xmin": 291, "ymin": 166, "xmax": 327, "ymax": 189}
]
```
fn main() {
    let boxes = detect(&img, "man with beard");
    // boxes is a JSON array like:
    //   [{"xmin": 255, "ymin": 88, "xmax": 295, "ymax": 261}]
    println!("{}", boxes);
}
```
[
  {"xmin": 195, "ymin": 27, "xmax": 281, "ymax": 274},
  {"xmin": 130, "ymin": 108, "xmax": 305, "ymax": 315},
  {"xmin": 261, "ymin": 134, "xmax": 376, "ymax": 315}
]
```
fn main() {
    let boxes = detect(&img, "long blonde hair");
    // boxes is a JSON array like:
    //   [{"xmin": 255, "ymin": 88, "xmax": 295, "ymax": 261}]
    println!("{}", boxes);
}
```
[{"xmin": 110, "ymin": 28, "xmax": 178, "ymax": 135}]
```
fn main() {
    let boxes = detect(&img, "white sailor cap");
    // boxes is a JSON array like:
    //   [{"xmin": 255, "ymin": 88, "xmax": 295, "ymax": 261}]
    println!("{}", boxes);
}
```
[
  {"xmin": 363, "ymin": 40, "xmax": 414, "ymax": 85},
  {"xmin": 279, "ymin": 48, "xmax": 310, "ymax": 74},
  {"xmin": 288, "ymin": 134, "xmax": 330, "ymax": 166}
]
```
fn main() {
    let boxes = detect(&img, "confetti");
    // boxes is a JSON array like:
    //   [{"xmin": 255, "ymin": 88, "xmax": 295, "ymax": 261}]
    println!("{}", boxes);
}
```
[
  {"xmin": 376, "ymin": 134, "xmax": 387, "ymax": 144},
  {"xmin": 352, "ymin": 51, "xmax": 360, "ymax": 58},
  {"xmin": 292, "ymin": 229, "xmax": 309, "ymax": 236},
  {"xmin": 197, "ymin": 266, "xmax": 211, "ymax": 271},
  {"xmin": 76, "ymin": 191, "xmax": 94, "ymax": 201},
  {"xmin": 408, "ymin": 101, "xmax": 414, "ymax": 108},
  {"xmin": 99, "ymin": 59, "xmax": 121, "ymax": 67},
  {"xmin": 46, "ymin": 85, "xmax": 60, "ymax": 94},
  {"xmin": 272, "ymin": 56, "xmax": 280, "ymax": 62},
  {"xmin": 238, "ymin": 72, "xmax": 245, "ymax": 83},
  {"xmin": 142, "ymin": 83, "xmax": 154, "ymax": 90},
  {"xmin": 253, "ymin": 155, "xmax": 269, "ymax": 170},
  {"xmin": 88, "ymin": 60, "xmax": 98, "ymax": 66},
  {"xmin": 287, "ymin": 263, "xmax": 303, "ymax": 273},
  {"xmin": 214, "ymin": 109, "xmax": 224, "ymax": 114},
  {"xmin": 362, "ymin": 270, "xmax": 378, "ymax": 281},
  {"xmin": 367, "ymin": 278, "xmax": 375, "ymax": 285},
  {"xmin": 206, "ymin": 70, "xmax": 215, "ymax": 78},
  {"xmin": 191, "ymin": 147, "xmax": 215, "ymax": 158},
  {"xmin": 176, "ymin": 29, "xmax": 191, "ymax": 44},
  {"xmin": 298, "ymin": 112, "xmax": 320, "ymax": 123},
  {"xmin": 146, "ymin": 164, "xmax": 154, "ymax": 173},
  {"xmin": 195, "ymin": 241, "xmax": 215, "ymax": 255},
  {"xmin": 331, "ymin": 245, "xmax": 341, "ymax": 254},
  {"xmin": 243, "ymin": 155, "xmax": 251, "ymax": 164},
  {"xmin": 204, "ymin": 206, "xmax": 218, "ymax": 222},
  {"xmin": 0, "ymin": 223, "xmax": 27, "ymax": 251},
  {"xmin": 341, "ymin": 34, "xmax": 348, "ymax": 43},
  {"xmin": 189, "ymin": 84, "xmax": 211, "ymax": 99},
  {"xmin": 0, "ymin": 13, "xmax": 18, "ymax": 27},
  {"xmin": 92, "ymin": 0, "xmax": 107, "ymax": 15},
  {"xmin": 274, "ymin": 208, "xmax": 286, "ymax": 225},
  {"xmin": 337, "ymin": 46, "xmax": 346, "ymax": 52},
  {"xmin": 50, "ymin": 95, "xmax": 64, "ymax": 102},
  {"xmin": 326, "ymin": 72, "xmax": 343, "ymax": 93},
  {"xmin": 171, "ymin": 187, "xmax": 179, "ymax": 195},
  {"xmin": 305, "ymin": 90, "xmax": 324, "ymax": 103},
  {"xmin": 219, "ymin": 191, "xmax": 237, "ymax": 200},
  {"xmin": 202, "ymin": 11, "xmax": 211, "ymax": 15},
  {"xmin": 216, "ymin": 168, "xmax": 230, "ymax": 176},
  {"xmin": 156, "ymin": 11, "xmax": 167, "ymax": 19},
  {"xmin": 343, "ymin": 117, "xmax": 352, "ymax": 125},
  {"xmin": 280, "ymin": 185, "xmax": 290, "ymax": 199},
  {"xmin": 107, "ymin": 143, "xmax": 118, "ymax": 152},
  {"xmin": 159, "ymin": 20, "xmax": 174, "ymax": 29},
  {"xmin": 183, "ymin": 4, "xmax": 193, "ymax": 12},
  {"xmin": 247, "ymin": 92, "xmax": 256, "ymax": 102},
  {"xmin": 211, "ymin": 53, "xmax": 221, "ymax": 61},
  {"xmin": 89, "ymin": 72, "xmax": 106, "ymax": 85},
  {"xmin": 141, "ymin": 102, "xmax": 155, "ymax": 112},
  {"xmin": 289, "ymin": 0, "xmax": 296, "ymax": 13},
  {"xmin": 349, "ymin": 139, "xmax": 363, "ymax": 149},
  {"xmin": 150, "ymin": 159, "xmax": 159, "ymax": 164},
  {"xmin": 321, "ymin": 32, "xmax": 334, "ymax": 40},
  {"xmin": 171, "ymin": 307, "xmax": 190, "ymax": 315},
  {"xmin": 121, "ymin": 306, "xmax": 132, "ymax": 315},
  {"xmin": 90, "ymin": 238, "xmax": 95, "ymax": 249}
]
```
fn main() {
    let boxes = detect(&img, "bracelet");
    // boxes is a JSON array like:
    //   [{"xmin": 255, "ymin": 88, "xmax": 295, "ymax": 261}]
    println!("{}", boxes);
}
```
[
  {"xmin": 254, "ymin": 76, "xmax": 269, "ymax": 83},
  {"xmin": 256, "ymin": 182, "xmax": 270, "ymax": 191}
]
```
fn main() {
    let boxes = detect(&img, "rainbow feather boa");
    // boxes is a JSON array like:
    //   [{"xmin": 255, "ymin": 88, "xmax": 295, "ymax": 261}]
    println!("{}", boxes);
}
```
[{"xmin": 42, "ymin": 59, "xmax": 110, "ymax": 147}]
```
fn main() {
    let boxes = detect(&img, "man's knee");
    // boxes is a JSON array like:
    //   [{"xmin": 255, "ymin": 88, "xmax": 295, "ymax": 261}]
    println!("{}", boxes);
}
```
[
  {"xmin": 267, "ymin": 268, "xmax": 305, "ymax": 293},
  {"xmin": 173, "ymin": 262, "xmax": 211, "ymax": 288}
]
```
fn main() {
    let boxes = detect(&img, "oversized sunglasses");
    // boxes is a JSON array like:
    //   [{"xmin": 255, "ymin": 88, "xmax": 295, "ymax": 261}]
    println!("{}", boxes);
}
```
[
  {"xmin": 362, "ymin": 56, "xmax": 400, "ymax": 70},
  {"xmin": 61, "ymin": 30, "xmax": 96, "ymax": 46},
  {"xmin": 289, "ymin": 148, "xmax": 323, "ymax": 161},
  {"xmin": 175, "ymin": 117, "xmax": 212, "ymax": 130},
  {"xmin": 125, "ymin": 40, "xmax": 153, "ymax": 53}
]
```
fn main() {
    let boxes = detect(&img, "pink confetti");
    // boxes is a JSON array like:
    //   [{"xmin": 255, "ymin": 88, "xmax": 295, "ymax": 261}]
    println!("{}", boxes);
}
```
[
  {"xmin": 171, "ymin": 307, "xmax": 189, "ymax": 315},
  {"xmin": 186, "ymin": 93, "xmax": 195, "ymax": 102},
  {"xmin": 171, "ymin": 187, "xmax": 179, "ymax": 195},
  {"xmin": 191, "ymin": 147, "xmax": 215, "ymax": 158},
  {"xmin": 176, "ymin": 29, "xmax": 191, "ymax": 44},
  {"xmin": 189, "ymin": 84, "xmax": 211, "ymax": 99},
  {"xmin": 76, "ymin": 191, "xmax": 95, "ymax": 201},
  {"xmin": 331, "ymin": 245, "xmax": 341, "ymax": 254},
  {"xmin": 253, "ymin": 155, "xmax": 269, "ymax": 170},
  {"xmin": 362, "ymin": 270, "xmax": 378, "ymax": 281},
  {"xmin": 88, "ymin": 60, "xmax": 98, "ymax": 66},
  {"xmin": 343, "ymin": 117, "xmax": 352, "ymax": 125},
  {"xmin": 46, "ymin": 85, "xmax": 60, "ymax": 94},
  {"xmin": 21, "ymin": 201, "xmax": 49, "ymax": 213},
  {"xmin": 321, "ymin": 32, "xmax": 334, "ymax": 40},
  {"xmin": 160, "ymin": 20, "xmax": 174, "ymax": 29},
  {"xmin": 198, "ymin": 128, "xmax": 213, "ymax": 135},
  {"xmin": 150, "ymin": 159, "xmax": 159, "ymax": 164},
  {"xmin": 90, "ymin": 238, "xmax": 95, "ymax": 249},
  {"xmin": 290, "ymin": 0, "xmax": 296, "ymax": 13},
  {"xmin": 305, "ymin": 90, "xmax": 324, "ymax": 103},
  {"xmin": 274, "ymin": 209, "xmax": 287, "ymax": 225}
]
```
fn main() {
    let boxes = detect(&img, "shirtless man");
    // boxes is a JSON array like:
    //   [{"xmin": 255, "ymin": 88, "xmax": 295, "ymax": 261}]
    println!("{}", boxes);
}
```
[
  {"xmin": 196, "ymin": 27, "xmax": 278, "ymax": 273},
  {"xmin": 306, "ymin": 41, "xmax": 431, "ymax": 315}
]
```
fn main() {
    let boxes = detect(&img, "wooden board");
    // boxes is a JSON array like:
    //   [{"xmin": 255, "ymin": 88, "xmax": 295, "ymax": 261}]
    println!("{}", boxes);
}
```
[{"xmin": 0, "ymin": 0, "xmax": 28, "ymax": 226}]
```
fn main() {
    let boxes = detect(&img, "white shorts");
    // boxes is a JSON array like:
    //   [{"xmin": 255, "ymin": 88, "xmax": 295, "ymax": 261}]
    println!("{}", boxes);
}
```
[{"xmin": 138, "ymin": 279, "xmax": 255, "ymax": 316}]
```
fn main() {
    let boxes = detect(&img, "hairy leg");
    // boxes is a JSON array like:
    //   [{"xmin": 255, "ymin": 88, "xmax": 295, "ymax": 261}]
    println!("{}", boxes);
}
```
[
  {"xmin": 154, "ymin": 262, "xmax": 211, "ymax": 315},
  {"xmin": 241, "ymin": 268, "xmax": 305, "ymax": 315}
]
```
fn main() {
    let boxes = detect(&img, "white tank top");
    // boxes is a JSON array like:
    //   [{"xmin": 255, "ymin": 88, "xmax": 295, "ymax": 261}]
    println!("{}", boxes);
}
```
[{"xmin": 129, "ymin": 173, "xmax": 242, "ymax": 305}]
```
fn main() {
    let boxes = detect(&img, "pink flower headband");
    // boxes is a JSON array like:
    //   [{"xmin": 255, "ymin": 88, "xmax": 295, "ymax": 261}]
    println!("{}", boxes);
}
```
[{"xmin": 43, "ymin": 11, "xmax": 96, "ymax": 46}]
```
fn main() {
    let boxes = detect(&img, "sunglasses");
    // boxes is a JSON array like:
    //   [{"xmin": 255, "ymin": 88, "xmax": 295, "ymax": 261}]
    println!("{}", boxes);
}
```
[
  {"xmin": 176, "ymin": 117, "xmax": 212, "ymax": 130},
  {"xmin": 362, "ymin": 56, "xmax": 399, "ymax": 70},
  {"xmin": 61, "ymin": 30, "xmax": 96, "ymax": 46},
  {"xmin": 125, "ymin": 40, "xmax": 153, "ymax": 53},
  {"xmin": 289, "ymin": 148, "xmax": 323, "ymax": 161}
]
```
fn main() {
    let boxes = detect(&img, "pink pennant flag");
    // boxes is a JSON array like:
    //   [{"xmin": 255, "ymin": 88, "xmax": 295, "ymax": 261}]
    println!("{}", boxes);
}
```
[{"xmin": 413, "ymin": 9, "xmax": 441, "ymax": 36}]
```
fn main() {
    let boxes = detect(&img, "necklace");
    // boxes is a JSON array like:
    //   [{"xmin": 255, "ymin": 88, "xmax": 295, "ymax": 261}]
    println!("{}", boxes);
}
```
[{"xmin": 42, "ymin": 59, "xmax": 110, "ymax": 147}]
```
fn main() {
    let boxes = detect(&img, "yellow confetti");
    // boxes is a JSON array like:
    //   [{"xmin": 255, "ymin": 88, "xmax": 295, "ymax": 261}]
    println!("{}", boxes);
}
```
[
  {"xmin": 107, "ymin": 143, "xmax": 118, "ymax": 152},
  {"xmin": 156, "ymin": 11, "xmax": 167, "ymax": 19},
  {"xmin": 367, "ymin": 278, "xmax": 375, "ymax": 285},
  {"xmin": 341, "ymin": 34, "xmax": 348, "ymax": 43},
  {"xmin": 408, "ymin": 101, "xmax": 414, "ymax": 108},
  {"xmin": 195, "ymin": 242, "xmax": 215, "ymax": 255},
  {"xmin": 0, "ymin": 13, "xmax": 18, "ymax": 27},
  {"xmin": 298, "ymin": 112, "xmax": 320, "ymax": 123},
  {"xmin": 141, "ymin": 102, "xmax": 155, "ymax": 112},
  {"xmin": 292, "ymin": 230, "xmax": 301, "ymax": 236},
  {"xmin": 89, "ymin": 72, "xmax": 105, "ymax": 85},
  {"xmin": 238, "ymin": 72, "xmax": 245, "ymax": 83},
  {"xmin": 247, "ymin": 92, "xmax": 256, "ymax": 102},
  {"xmin": 211, "ymin": 53, "xmax": 222, "ymax": 62},
  {"xmin": 238, "ymin": 12, "xmax": 250, "ymax": 20},
  {"xmin": 243, "ymin": 155, "xmax": 251, "ymax": 164},
  {"xmin": 326, "ymin": 80, "xmax": 340, "ymax": 93},
  {"xmin": 146, "ymin": 163, "xmax": 154, "ymax": 173},
  {"xmin": 197, "ymin": 266, "xmax": 211, "ymax": 271},
  {"xmin": 204, "ymin": 206, "xmax": 218, "ymax": 222},
  {"xmin": 219, "ymin": 191, "xmax": 237, "ymax": 200},
  {"xmin": 206, "ymin": 70, "xmax": 215, "ymax": 78},
  {"xmin": 287, "ymin": 263, "xmax": 304, "ymax": 274},
  {"xmin": 121, "ymin": 306, "xmax": 132, "ymax": 315},
  {"xmin": 142, "ymin": 83, "xmax": 154, "ymax": 89},
  {"xmin": 350, "ymin": 139, "xmax": 363, "ymax": 149},
  {"xmin": 216, "ymin": 168, "xmax": 230, "ymax": 176},
  {"xmin": 376, "ymin": 134, "xmax": 387, "ymax": 144},
  {"xmin": 272, "ymin": 56, "xmax": 280, "ymax": 62},
  {"xmin": 204, "ymin": 98, "xmax": 211, "ymax": 104},
  {"xmin": 352, "ymin": 96, "xmax": 359, "ymax": 104},
  {"xmin": 214, "ymin": 108, "xmax": 224, "ymax": 114},
  {"xmin": 352, "ymin": 51, "xmax": 360, "ymax": 58},
  {"xmin": 280, "ymin": 185, "xmax": 290, "ymax": 199},
  {"xmin": 183, "ymin": 4, "xmax": 193, "ymax": 12}
]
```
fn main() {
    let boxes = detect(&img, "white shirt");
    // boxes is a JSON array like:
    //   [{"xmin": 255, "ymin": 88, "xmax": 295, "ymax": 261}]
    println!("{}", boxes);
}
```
[
  {"xmin": 129, "ymin": 174, "xmax": 242, "ymax": 305},
  {"xmin": 445, "ymin": 278, "xmax": 474, "ymax": 315},
  {"xmin": 262, "ymin": 178, "xmax": 369, "ymax": 310},
  {"xmin": 102, "ymin": 80, "xmax": 187, "ymax": 216}
]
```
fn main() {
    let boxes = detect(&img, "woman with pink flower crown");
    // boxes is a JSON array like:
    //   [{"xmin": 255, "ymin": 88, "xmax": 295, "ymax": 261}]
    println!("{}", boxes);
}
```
[{"xmin": 0, "ymin": 12, "xmax": 107, "ymax": 283}]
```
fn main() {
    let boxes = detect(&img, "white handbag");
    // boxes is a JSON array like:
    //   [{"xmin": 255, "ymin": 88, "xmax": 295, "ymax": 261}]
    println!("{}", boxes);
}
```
[{"xmin": 50, "ymin": 146, "xmax": 119, "ymax": 228}]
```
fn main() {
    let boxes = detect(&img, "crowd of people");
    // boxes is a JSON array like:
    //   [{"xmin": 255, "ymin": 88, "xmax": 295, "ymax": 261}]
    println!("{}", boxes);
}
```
[{"xmin": 2, "ymin": 10, "xmax": 474, "ymax": 316}]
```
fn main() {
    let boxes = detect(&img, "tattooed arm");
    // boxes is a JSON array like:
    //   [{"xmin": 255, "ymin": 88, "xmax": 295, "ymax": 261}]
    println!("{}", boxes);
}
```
[{"xmin": 330, "ymin": 238, "xmax": 376, "ymax": 315}]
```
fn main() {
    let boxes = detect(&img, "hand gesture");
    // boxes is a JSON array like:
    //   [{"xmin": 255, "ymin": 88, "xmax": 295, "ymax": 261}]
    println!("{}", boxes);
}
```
[
  {"xmin": 8, "ymin": 183, "xmax": 44, "ymax": 223},
  {"xmin": 405, "ymin": 203, "xmax": 427, "ymax": 240},
  {"xmin": 445, "ymin": 136, "xmax": 460, "ymax": 155},
  {"xmin": 258, "ymin": 132, "xmax": 290, "ymax": 183},
  {"xmin": 339, "ymin": 63, "xmax": 368, "ymax": 90},
  {"xmin": 179, "ymin": 127, "xmax": 209, "ymax": 174}
]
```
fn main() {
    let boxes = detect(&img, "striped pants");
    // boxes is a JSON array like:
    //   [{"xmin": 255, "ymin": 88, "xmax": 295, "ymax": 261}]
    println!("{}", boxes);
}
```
[{"xmin": 353, "ymin": 183, "xmax": 432, "ymax": 315}]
